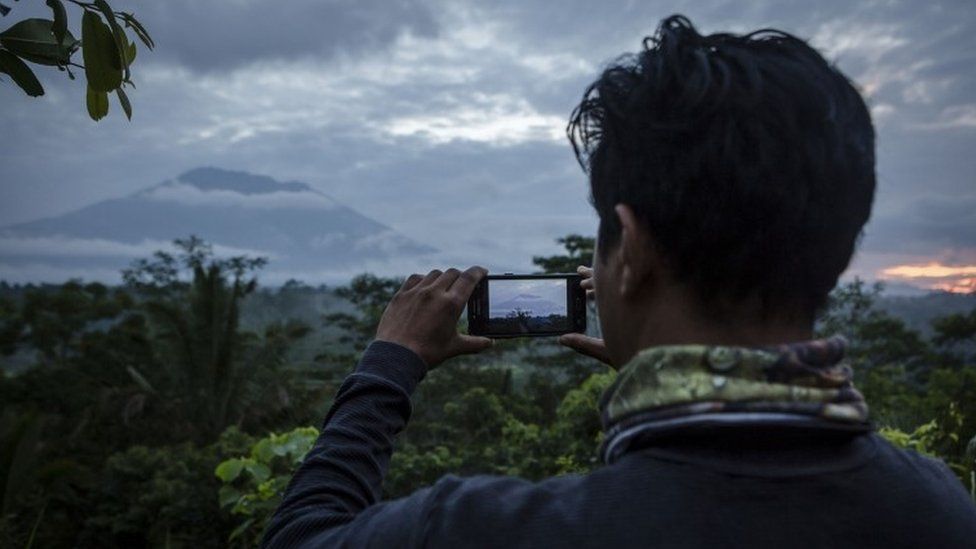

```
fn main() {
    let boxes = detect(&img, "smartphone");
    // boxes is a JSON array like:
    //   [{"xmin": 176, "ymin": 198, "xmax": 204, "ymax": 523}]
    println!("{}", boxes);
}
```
[{"xmin": 467, "ymin": 273, "xmax": 586, "ymax": 338}]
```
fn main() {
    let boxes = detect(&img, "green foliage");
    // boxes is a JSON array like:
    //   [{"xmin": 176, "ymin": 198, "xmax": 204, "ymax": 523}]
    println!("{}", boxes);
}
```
[
  {"xmin": 84, "ymin": 444, "xmax": 223, "ymax": 546},
  {"xmin": 2, "ymin": 237, "xmax": 975, "ymax": 546},
  {"xmin": 383, "ymin": 367, "xmax": 612, "ymax": 497},
  {"xmin": 118, "ymin": 237, "xmax": 318, "ymax": 442},
  {"xmin": 322, "ymin": 273, "xmax": 402, "ymax": 350},
  {"xmin": 0, "ymin": 17, "xmax": 77, "ymax": 66},
  {"xmin": 819, "ymin": 281, "xmax": 976, "ymax": 494},
  {"xmin": 0, "ymin": 409, "xmax": 45, "ymax": 517},
  {"xmin": 0, "ymin": 238, "xmax": 331, "ymax": 545},
  {"xmin": 878, "ymin": 408, "xmax": 957, "ymax": 459},
  {"xmin": 215, "ymin": 427, "xmax": 319, "ymax": 546},
  {"xmin": 0, "ymin": 0, "xmax": 152, "ymax": 120},
  {"xmin": 15, "ymin": 280, "xmax": 131, "ymax": 366},
  {"xmin": 0, "ymin": 48, "xmax": 43, "ymax": 95},
  {"xmin": 79, "ymin": 428, "xmax": 254, "ymax": 548},
  {"xmin": 933, "ymin": 308, "xmax": 976, "ymax": 348},
  {"xmin": 878, "ymin": 403, "xmax": 975, "ymax": 497}
]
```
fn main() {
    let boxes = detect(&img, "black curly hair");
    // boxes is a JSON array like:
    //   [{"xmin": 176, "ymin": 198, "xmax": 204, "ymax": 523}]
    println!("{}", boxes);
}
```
[{"xmin": 567, "ymin": 14, "xmax": 876, "ymax": 320}]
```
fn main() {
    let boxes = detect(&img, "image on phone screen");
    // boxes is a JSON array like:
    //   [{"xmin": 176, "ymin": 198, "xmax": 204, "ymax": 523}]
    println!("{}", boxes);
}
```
[{"xmin": 487, "ymin": 278, "xmax": 569, "ymax": 334}]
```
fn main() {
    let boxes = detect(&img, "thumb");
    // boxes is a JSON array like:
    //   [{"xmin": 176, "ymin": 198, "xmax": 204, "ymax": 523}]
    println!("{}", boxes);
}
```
[
  {"xmin": 453, "ymin": 334, "xmax": 494, "ymax": 355},
  {"xmin": 559, "ymin": 333, "xmax": 614, "ymax": 367}
]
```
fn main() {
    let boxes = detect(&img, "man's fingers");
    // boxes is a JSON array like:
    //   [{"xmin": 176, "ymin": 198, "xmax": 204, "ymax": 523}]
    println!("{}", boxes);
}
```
[
  {"xmin": 453, "ymin": 334, "xmax": 493, "ymax": 355},
  {"xmin": 417, "ymin": 269, "xmax": 443, "ymax": 288},
  {"xmin": 448, "ymin": 266, "xmax": 487, "ymax": 302},
  {"xmin": 559, "ymin": 333, "xmax": 614, "ymax": 367},
  {"xmin": 401, "ymin": 273, "xmax": 425, "ymax": 292},
  {"xmin": 434, "ymin": 268, "xmax": 462, "ymax": 291},
  {"xmin": 578, "ymin": 265, "xmax": 594, "ymax": 291}
]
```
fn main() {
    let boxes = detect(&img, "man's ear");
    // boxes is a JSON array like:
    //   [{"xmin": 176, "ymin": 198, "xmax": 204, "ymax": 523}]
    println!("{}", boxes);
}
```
[{"xmin": 614, "ymin": 204, "xmax": 654, "ymax": 298}]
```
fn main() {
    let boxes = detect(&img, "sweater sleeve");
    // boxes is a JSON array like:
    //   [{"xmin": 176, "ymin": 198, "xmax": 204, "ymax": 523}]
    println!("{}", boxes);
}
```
[{"xmin": 261, "ymin": 340, "xmax": 432, "ymax": 548}]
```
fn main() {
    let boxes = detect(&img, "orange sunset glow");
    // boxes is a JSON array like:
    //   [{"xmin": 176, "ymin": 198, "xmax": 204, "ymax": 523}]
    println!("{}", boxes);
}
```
[{"xmin": 879, "ymin": 263, "xmax": 976, "ymax": 294}]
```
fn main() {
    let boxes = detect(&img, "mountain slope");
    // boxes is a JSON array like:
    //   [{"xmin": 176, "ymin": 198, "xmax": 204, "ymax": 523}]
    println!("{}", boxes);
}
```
[
  {"xmin": 0, "ymin": 167, "xmax": 436, "ymax": 282},
  {"xmin": 491, "ymin": 293, "xmax": 564, "ymax": 317}
]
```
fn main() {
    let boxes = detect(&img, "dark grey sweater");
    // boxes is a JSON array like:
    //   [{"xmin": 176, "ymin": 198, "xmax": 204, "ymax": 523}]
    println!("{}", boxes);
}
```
[{"xmin": 262, "ymin": 341, "xmax": 976, "ymax": 548}]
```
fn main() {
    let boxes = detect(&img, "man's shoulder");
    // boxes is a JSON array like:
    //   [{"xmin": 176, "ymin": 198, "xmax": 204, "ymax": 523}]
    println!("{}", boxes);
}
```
[
  {"xmin": 419, "ymin": 472, "xmax": 592, "ymax": 545},
  {"xmin": 871, "ymin": 433, "xmax": 961, "ymax": 478},
  {"xmin": 427, "ymin": 471, "xmax": 588, "ymax": 506},
  {"xmin": 869, "ymin": 433, "xmax": 975, "ymax": 504}
]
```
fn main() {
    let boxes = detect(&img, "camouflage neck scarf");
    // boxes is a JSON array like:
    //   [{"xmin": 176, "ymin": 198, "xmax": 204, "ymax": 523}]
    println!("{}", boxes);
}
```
[{"xmin": 599, "ymin": 336, "xmax": 871, "ymax": 464}]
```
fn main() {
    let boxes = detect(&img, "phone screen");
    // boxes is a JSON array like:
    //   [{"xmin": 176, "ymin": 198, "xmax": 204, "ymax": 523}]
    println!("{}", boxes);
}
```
[{"xmin": 487, "ymin": 278, "xmax": 570, "ymax": 334}]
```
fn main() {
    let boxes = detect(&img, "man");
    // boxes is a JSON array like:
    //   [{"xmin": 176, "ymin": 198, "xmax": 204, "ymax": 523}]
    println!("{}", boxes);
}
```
[{"xmin": 263, "ymin": 15, "xmax": 976, "ymax": 548}]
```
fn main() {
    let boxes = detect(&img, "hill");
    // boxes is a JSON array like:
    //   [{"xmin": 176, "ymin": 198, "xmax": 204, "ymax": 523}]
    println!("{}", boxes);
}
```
[{"xmin": 0, "ymin": 167, "xmax": 436, "ymax": 283}]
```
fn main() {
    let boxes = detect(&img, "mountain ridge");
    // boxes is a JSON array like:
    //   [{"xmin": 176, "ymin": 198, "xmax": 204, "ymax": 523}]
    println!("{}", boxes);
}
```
[
  {"xmin": 492, "ymin": 294, "xmax": 564, "ymax": 317},
  {"xmin": 0, "ymin": 167, "xmax": 436, "ymax": 283}
]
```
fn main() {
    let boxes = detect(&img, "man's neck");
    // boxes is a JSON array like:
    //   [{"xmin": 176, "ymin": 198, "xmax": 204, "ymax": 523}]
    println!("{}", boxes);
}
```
[{"xmin": 626, "ymin": 295, "xmax": 814, "ymax": 362}]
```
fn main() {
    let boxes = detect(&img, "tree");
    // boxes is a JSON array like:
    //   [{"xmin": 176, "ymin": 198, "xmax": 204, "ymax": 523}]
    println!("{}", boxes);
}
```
[
  {"xmin": 322, "ymin": 273, "xmax": 402, "ymax": 350},
  {"xmin": 16, "ymin": 280, "xmax": 132, "ymax": 366},
  {"xmin": 0, "ymin": 294, "xmax": 24, "ymax": 355},
  {"xmin": 122, "ymin": 237, "xmax": 314, "ymax": 441},
  {"xmin": 0, "ymin": 0, "xmax": 153, "ymax": 120},
  {"xmin": 0, "ymin": 409, "xmax": 82, "ymax": 548},
  {"xmin": 933, "ymin": 308, "xmax": 976, "ymax": 351},
  {"xmin": 532, "ymin": 235, "xmax": 594, "ymax": 274}
]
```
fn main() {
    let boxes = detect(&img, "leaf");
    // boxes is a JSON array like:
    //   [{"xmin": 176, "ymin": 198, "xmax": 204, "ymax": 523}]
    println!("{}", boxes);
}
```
[
  {"xmin": 115, "ymin": 87, "xmax": 131, "ymax": 120},
  {"xmin": 86, "ymin": 85, "xmax": 108, "ymax": 120},
  {"xmin": 45, "ymin": 0, "xmax": 66, "ymax": 47},
  {"xmin": 271, "ymin": 439, "xmax": 290, "ymax": 457},
  {"xmin": 81, "ymin": 10, "xmax": 121, "ymax": 92},
  {"xmin": 218, "ymin": 485, "xmax": 241, "ymax": 508},
  {"xmin": 251, "ymin": 438, "xmax": 275, "ymax": 462},
  {"xmin": 121, "ymin": 12, "xmax": 153, "ymax": 50},
  {"xmin": 92, "ymin": 0, "xmax": 128, "ymax": 80},
  {"xmin": 124, "ymin": 38, "xmax": 135, "ymax": 64},
  {"xmin": 255, "ymin": 478, "xmax": 277, "ymax": 499},
  {"xmin": 0, "ymin": 3, "xmax": 10, "ymax": 17},
  {"xmin": 228, "ymin": 518, "xmax": 255, "ymax": 541},
  {"xmin": 245, "ymin": 461, "xmax": 271, "ymax": 483},
  {"xmin": 0, "ymin": 49, "xmax": 43, "ymax": 96},
  {"xmin": 214, "ymin": 458, "xmax": 244, "ymax": 482},
  {"xmin": 0, "ymin": 18, "xmax": 78, "ymax": 66}
]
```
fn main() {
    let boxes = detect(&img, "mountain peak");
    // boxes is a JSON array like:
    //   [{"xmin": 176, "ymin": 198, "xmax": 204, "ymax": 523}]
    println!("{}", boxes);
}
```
[
  {"xmin": 1, "ymin": 167, "xmax": 437, "ymax": 284},
  {"xmin": 175, "ymin": 167, "xmax": 312, "ymax": 195}
]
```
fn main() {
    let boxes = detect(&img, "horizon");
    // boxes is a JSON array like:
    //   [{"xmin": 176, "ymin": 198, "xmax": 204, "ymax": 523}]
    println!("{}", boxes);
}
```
[{"xmin": 0, "ymin": 163, "xmax": 972, "ymax": 295}]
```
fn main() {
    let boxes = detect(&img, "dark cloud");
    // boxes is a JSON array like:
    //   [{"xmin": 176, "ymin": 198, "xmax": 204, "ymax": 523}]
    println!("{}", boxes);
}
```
[
  {"xmin": 134, "ymin": 0, "xmax": 439, "ymax": 71},
  {"xmin": 0, "ymin": 0, "xmax": 439, "ymax": 73},
  {"xmin": 865, "ymin": 195, "xmax": 976, "ymax": 255}
]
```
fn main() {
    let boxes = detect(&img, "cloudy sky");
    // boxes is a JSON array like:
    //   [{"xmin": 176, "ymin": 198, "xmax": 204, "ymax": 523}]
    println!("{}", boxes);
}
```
[{"xmin": 1, "ymin": 0, "xmax": 974, "ymax": 291}]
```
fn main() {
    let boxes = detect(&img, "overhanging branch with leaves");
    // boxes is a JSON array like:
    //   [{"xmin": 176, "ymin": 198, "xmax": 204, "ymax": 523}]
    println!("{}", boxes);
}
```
[{"xmin": 0, "ymin": 0, "xmax": 153, "ymax": 120}]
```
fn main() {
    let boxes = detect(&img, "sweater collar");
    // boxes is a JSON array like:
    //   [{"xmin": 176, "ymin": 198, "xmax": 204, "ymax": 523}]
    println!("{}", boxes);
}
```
[{"xmin": 598, "ymin": 336, "xmax": 871, "ymax": 464}]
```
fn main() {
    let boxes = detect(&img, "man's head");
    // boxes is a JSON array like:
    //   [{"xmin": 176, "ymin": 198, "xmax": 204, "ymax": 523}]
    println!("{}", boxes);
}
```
[{"xmin": 568, "ymin": 15, "xmax": 875, "ymax": 364}]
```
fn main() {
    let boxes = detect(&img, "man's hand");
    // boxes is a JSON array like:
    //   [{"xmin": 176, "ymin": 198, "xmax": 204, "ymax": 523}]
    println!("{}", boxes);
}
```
[
  {"xmin": 376, "ymin": 267, "xmax": 493, "ymax": 368},
  {"xmin": 558, "ymin": 265, "xmax": 615, "ymax": 368}
]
